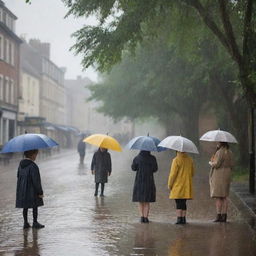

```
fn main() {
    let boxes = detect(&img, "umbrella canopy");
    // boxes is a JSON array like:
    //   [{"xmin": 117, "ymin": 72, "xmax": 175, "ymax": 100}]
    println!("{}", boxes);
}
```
[
  {"xmin": 200, "ymin": 129, "xmax": 238, "ymax": 143},
  {"xmin": 126, "ymin": 135, "xmax": 166, "ymax": 152},
  {"xmin": 83, "ymin": 134, "xmax": 122, "ymax": 152},
  {"xmin": 1, "ymin": 133, "xmax": 59, "ymax": 153},
  {"xmin": 158, "ymin": 136, "xmax": 199, "ymax": 154}
]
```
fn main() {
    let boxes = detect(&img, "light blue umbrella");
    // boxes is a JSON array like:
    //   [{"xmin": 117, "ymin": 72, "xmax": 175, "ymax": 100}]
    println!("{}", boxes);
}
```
[
  {"xmin": 126, "ymin": 135, "xmax": 166, "ymax": 152},
  {"xmin": 1, "ymin": 133, "xmax": 59, "ymax": 153}
]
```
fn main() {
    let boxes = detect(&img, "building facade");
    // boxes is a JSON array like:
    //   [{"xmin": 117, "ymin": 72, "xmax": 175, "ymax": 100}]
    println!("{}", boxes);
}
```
[
  {"xmin": 18, "ymin": 39, "xmax": 71, "ymax": 147},
  {"xmin": 0, "ymin": 1, "xmax": 21, "ymax": 146},
  {"xmin": 40, "ymin": 56, "xmax": 66, "ymax": 125},
  {"xmin": 19, "ymin": 42, "xmax": 40, "ymax": 121}
]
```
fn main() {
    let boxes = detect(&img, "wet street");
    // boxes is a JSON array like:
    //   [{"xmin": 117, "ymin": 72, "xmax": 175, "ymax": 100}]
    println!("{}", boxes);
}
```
[{"xmin": 0, "ymin": 150, "xmax": 256, "ymax": 256}]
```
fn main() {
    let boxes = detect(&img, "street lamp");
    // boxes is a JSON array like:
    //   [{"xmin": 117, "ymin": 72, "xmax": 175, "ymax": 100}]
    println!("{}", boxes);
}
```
[{"xmin": 249, "ymin": 107, "xmax": 255, "ymax": 194}]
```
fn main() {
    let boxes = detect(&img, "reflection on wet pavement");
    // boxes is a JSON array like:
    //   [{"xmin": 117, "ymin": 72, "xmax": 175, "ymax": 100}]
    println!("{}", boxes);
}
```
[{"xmin": 0, "ymin": 151, "xmax": 256, "ymax": 255}]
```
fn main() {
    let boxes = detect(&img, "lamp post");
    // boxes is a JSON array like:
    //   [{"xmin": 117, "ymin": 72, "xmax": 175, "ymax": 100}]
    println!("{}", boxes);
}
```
[{"xmin": 249, "ymin": 107, "xmax": 255, "ymax": 194}]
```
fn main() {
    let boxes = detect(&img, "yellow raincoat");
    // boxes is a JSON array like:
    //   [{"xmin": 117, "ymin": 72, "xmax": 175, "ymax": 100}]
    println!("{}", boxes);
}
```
[{"xmin": 168, "ymin": 152, "xmax": 195, "ymax": 199}]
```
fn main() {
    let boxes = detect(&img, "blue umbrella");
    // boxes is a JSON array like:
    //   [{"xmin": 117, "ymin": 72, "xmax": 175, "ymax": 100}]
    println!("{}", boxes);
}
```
[
  {"xmin": 126, "ymin": 135, "xmax": 166, "ymax": 152},
  {"xmin": 1, "ymin": 133, "xmax": 59, "ymax": 153}
]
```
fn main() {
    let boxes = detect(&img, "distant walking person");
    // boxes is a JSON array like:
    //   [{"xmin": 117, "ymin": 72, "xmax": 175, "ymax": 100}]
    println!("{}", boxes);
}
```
[
  {"xmin": 16, "ymin": 149, "xmax": 45, "ymax": 229},
  {"xmin": 91, "ymin": 147, "xmax": 112, "ymax": 197},
  {"xmin": 209, "ymin": 142, "xmax": 233, "ymax": 223},
  {"xmin": 77, "ymin": 136, "xmax": 86, "ymax": 164},
  {"xmin": 131, "ymin": 150, "xmax": 158, "ymax": 223},
  {"xmin": 168, "ymin": 152, "xmax": 195, "ymax": 225}
]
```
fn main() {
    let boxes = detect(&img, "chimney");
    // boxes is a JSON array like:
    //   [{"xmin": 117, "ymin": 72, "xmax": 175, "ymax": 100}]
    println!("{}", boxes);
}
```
[{"xmin": 29, "ymin": 39, "xmax": 50, "ymax": 59}]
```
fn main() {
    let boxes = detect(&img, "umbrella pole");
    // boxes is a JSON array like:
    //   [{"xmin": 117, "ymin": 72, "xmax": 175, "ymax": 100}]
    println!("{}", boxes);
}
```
[{"xmin": 249, "ymin": 107, "xmax": 255, "ymax": 194}]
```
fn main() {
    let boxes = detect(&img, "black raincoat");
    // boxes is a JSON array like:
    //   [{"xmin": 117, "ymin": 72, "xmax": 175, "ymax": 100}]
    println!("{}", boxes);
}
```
[
  {"xmin": 91, "ymin": 149, "xmax": 112, "ymax": 183},
  {"xmin": 16, "ymin": 159, "xmax": 44, "ymax": 209},
  {"xmin": 132, "ymin": 151, "xmax": 158, "ymax": 202},
  {"xmin": 77, "ymin": 139, "xmax": 86, "ymax": 156}
]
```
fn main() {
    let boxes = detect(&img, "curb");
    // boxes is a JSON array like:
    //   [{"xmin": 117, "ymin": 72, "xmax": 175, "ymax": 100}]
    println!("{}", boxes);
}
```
[{"xmin": 230, "ymin": 188, "xmax": 256, "ymax": 232}]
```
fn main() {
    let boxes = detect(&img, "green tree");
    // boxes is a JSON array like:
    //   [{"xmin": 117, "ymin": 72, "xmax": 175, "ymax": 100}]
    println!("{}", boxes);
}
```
[
  {"xmin": 65, "ymin": 0, "xmax": 256, "ymax": 107},
  {"xmin": 90, "ymin": 36, "xmax": 209, "ymax": 143}
]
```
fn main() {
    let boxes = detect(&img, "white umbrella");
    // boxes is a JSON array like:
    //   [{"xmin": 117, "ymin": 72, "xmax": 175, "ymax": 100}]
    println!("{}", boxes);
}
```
[
  {"xmin": 158, "ymin": 136, "xmax": 199, "ymax": 154},
  {"xmin": 200, "ymin": 129, "xmax": 238, "ymax": 143}
]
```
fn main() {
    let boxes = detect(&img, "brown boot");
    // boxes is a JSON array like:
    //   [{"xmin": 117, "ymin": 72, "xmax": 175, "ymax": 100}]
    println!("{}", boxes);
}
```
[{"xmin": 213, "ymin": 214, "xmax": 222, "ymax": 222}]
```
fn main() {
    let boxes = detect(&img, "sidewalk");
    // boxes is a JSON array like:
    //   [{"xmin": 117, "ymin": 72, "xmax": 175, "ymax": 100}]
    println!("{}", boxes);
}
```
[
  {"xmin": 231, "ymin": 182, "xmax": 256, "ymax": 231},
  {"xmin": 0, "ymin": 148, "xmax": 78, "ymax": 168}
]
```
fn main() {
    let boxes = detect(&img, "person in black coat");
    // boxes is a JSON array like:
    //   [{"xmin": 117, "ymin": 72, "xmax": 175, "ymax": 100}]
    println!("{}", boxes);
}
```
[
  {"xmin": 77, "ymin": 136, "xmax": 86, "ymax": 164},
  {"xmin": 91, "ymin": 147, "xmax": 112, "ymax": 196},
  {"xmin": 16, "ymin": 149, "xmax": 44, "ymax": 229},
  {"xmin": 132, "ymin": 150, "xmax": 158, "ymax": 223}
]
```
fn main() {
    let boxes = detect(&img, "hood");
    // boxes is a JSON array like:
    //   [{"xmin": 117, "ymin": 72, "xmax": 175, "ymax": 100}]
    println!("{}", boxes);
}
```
[
  {"xmin": 139, "ymin": 150, "xmax": 150, "ymax": 156},
  {"xmin": 19, "ymin": 159, "xmax": 34, "ymax": 169}
]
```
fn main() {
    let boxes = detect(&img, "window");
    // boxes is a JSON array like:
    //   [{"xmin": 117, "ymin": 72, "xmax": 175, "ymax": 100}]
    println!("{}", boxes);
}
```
[
  {"xmin": 4, "ymin": 76, "xmax": 9, "ymax": 103},
  {"xmin": 27, "ymin": 77, "xmax": 30, "ymax": 103},
  {"xmin": 5, "ymin": 39, "xmax": 9, "ymax": 63},
  {"xmin": 0, "ymin": 75, "xmax": 3, "ymax": 100},
  {"xmin": 0, "ymin": 35, "xmax": 3, "ymax": 59},
  {"xmin": 8, "ymin": 41, "xmax": 12, "ymax": 65},
  {"xmin": 11, "ymin": 43, "xmax": 14, "ymax": 65},
  {"xmin": 9, "ymin": 79, "xmax": 14, "ymax": 104},
  {"xmin": 3, "ymin": 11, "xmax": 6, "ymax": 24},
  {"xmin": 0, "ymin": 8, "xmax": 2, "ymax": 22},
  {"xmin": 3, "ymin": 38, "xmax": 6, "ymax": 61},
  {"xmin": 8, "ymin": 79, "xmax": 12, "ymax": 103}
]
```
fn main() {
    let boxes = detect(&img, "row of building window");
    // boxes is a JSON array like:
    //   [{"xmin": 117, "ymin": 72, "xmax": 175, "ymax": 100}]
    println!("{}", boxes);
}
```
[
  {"xmin": 0, "ymin": 75, "xmax": 15, "ymax": 104},
  {"xmin": 0, "ymin": 33, "xmax": 15, "ymax": 65},
  {"xmin": 0, "ymin": 7, "xmax": 15, "ymax": 32},
  {"xmin": 42, "ymin": 58, "xmax": 64, "ymax": 86}
]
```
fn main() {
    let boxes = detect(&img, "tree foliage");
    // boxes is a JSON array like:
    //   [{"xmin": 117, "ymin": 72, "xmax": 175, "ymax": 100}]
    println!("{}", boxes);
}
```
[{"xmin": 64, "ymin": 0, "xmax": 256, "ymax": 106}]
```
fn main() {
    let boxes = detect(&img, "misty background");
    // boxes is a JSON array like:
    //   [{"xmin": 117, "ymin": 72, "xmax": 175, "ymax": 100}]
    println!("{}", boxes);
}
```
[{"xmin": 7, "ymin": 0, "xmax": 98, "ymax": 81}]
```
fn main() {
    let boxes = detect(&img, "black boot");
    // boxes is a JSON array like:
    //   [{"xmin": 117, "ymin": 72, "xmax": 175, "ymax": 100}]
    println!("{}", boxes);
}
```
[
  {"xmin": 94, "ymin": 183, "xmax": 99, "ymax": 196},
  {"xmin": 23, "ymin": 222, "xmax": 31, "ymax": 229},
  {"xmin": 213, "ymin": 214, "xmax": 222, "ymax": 222},
  {"xmin": 175, "ymin": 217, "xmax": 183, "ymax": 225},
  {"xmin": 144, "ymin": 217, "xmax": 149, "ymax": 223},
  {"xmin": 33, "ymin": 222, "xmax": 45, "ymax": 229},
  {"xmin": 181, "ymin": 216, "xmax": 186, "ymax": 224},
  {"xmin": 100, "ymin": 183, "xmax": 105, "ymax": 197},
  {"xmin": 221, "ymin": 214, "xmax": 227, "ymax": 222},
  {"xmin": 140, "ymin": 217, "xmax": 145, "ymax": 223}
]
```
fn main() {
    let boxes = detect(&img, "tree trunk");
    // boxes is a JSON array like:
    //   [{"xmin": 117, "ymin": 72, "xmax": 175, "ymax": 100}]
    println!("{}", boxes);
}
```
[{"xmin": 181, "ymin": 111, "xmax": 200, "ymax": 146}]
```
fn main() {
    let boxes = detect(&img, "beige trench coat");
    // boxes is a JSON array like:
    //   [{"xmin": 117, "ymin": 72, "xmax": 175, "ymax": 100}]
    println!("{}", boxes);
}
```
[{"xmin": 209, "ymin": 147, "xmax": 233, "ymax": 198}]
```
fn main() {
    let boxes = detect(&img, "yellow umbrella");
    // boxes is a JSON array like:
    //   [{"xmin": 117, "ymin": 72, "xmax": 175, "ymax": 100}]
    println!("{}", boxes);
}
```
[{"xmin": 83, "ymin": 134, "xmax": 122, "ymax": 152}]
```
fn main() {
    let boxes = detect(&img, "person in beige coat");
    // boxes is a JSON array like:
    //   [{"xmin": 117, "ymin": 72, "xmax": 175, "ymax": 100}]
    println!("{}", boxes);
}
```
[{"xmin": 209, "ymin": 142, "xmax": 233, "ymax": 222}]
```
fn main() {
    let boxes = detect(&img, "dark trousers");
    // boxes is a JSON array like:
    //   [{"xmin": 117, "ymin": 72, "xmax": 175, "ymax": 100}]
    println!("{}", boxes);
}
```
[
  {"xmin": 79, "ymin": 153, "xmax": 85, "ymax": 164},
  {"xmin": 95, "ymin": 183, "xmax": 105, "ymax": 195},
  {"xmin": 175, "ymin": 199, "xmax": 187, "ymax": 210},
  {"xmin": 23, "ymin": 207, "xmax": 38, "ymax": 223}
]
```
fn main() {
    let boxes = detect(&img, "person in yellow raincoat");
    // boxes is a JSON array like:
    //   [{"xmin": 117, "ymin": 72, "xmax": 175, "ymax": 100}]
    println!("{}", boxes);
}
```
[{"xmin": 168, "ymin": 151, "xmax": 195, "ymax": 224}]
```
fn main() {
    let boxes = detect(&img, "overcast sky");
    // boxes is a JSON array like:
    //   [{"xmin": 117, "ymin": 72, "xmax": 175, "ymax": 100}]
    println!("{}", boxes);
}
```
[{"xmin": 6, "ymin": 0, "xmax": 98, "ymax": 81}]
